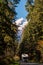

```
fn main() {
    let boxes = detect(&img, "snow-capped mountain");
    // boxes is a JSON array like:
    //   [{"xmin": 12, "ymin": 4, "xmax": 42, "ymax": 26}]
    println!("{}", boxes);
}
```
[
  {"xmin": 15, "ymin": 18, "xmax": 28, "ymax": 41},
  {"xmin": 15, "ymin": 18, "xmax": 28, "ymax": 30}
]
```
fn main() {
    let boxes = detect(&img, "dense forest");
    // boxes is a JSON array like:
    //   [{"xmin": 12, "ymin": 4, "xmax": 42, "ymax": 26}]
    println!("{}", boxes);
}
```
[
  {"xmin": 20, "ymin": 0, "xmax": 43, "ymax": 63},
  {"xmin": 0, "ymin": 0, "xmax": 20, "ymax": 65},
  {"xmin": 0, "ymin": 0, "xmax": 43, "ymax": 65}
]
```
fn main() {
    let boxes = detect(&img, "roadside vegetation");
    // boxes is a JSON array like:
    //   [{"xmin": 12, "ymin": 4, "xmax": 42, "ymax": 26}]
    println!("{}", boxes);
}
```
[{"xmin": 0, "ymin": 0, "xmax": 43, "ymax": 65}]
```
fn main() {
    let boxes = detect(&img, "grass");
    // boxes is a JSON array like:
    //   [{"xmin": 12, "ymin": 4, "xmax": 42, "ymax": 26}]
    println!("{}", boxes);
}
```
[{"xmin": 9, "ymin": 61, "xmax": 20, "ymax": 65}]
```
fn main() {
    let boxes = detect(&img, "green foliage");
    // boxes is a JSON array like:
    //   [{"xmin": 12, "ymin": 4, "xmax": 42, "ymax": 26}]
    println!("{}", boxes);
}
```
[
  {"xmin": 14, "ymin": 61, "xmax": 20, "ymax": 65},
  {"xmin": 0, "ymin": 0, "xmax": 20, "ymax": 65},
  {"xmin": 8, "ymin": 60, "xmax": 20, "ymax": 65},
  {"xmin": 19, "ymin": 0, "xmax": 43, "ymax": 62},
  {"xmin": 0, "ymin": 0, "xmax": 3, "ymax": 3}
]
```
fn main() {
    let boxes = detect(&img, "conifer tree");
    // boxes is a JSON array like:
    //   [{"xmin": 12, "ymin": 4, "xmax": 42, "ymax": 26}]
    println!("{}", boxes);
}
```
[
  {"xmin": 0, "ymin": 0, "xmax": 20, "ymax": 64},
  {"xmin": 20, "ymin": 0, "xmax": 43, "ymax": 62}
]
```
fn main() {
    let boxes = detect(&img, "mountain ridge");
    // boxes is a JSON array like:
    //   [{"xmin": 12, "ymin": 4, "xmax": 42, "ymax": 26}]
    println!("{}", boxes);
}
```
[{"xmin": 15, "ymin": 18, "xmax": 28, "ymax": 41}]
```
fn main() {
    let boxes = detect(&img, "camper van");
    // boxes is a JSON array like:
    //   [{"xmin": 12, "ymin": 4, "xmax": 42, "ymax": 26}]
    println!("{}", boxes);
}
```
[{"xmin": 21, "ymin": 54, "xmax": 28, "ymax": 62}]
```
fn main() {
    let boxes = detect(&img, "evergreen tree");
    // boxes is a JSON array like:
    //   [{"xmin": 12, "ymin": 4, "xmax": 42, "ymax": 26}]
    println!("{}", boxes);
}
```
[
  {"xmin": 20, "ymin": 0, "xmax": 43, "ymax": 62},
  {"xmin": 0, "ymin": 0, "xmax": 20, "ymax": 64}
]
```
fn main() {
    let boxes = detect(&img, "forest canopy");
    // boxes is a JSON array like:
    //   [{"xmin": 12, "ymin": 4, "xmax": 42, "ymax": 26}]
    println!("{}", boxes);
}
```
[{"xmin": 19, "ymin": 0, "xmax": 43, "ymax": 62}]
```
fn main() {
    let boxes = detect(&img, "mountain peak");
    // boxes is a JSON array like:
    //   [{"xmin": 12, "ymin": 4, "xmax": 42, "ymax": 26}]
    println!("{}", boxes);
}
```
[
  {"xmin": 15, "ymin": 18, "xmax": 28, "ymax": 42},
  {"xmin": 15, "ymin": 18, "xmax": 26, "ymax": 25}
]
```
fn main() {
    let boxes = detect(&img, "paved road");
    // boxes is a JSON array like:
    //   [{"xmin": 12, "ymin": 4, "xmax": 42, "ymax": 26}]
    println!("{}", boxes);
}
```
[
  {"xmin": 20, "ymin": 62, "xmax": 43, "ymax": 65},
  {"xmin": 19, "ymin": 60, "xmax": 43, "ymax": 65}
]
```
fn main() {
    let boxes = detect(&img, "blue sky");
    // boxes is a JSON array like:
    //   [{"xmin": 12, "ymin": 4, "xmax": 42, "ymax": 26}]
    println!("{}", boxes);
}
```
[{"xmin": 16, "ymin": 0, "xmax": 28, "ymax": 19}]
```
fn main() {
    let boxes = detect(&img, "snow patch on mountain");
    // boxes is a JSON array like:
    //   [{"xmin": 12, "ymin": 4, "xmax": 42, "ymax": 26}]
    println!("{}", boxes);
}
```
[{"xmin": 15, "ymin": 18, "xmax": 28, "ymax": 41}]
